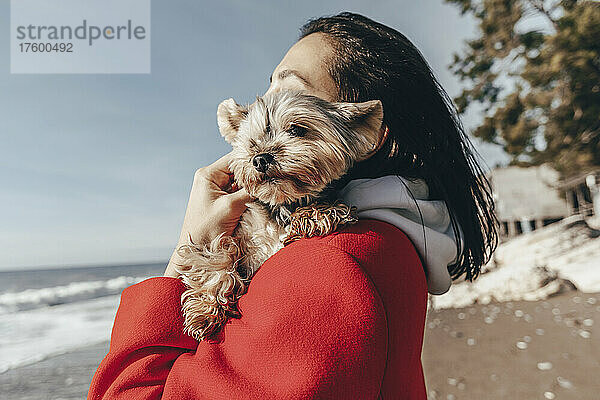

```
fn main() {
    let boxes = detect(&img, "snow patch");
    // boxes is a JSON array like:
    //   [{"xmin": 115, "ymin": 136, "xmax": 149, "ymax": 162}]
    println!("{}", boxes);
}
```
[{"xmin": 431, "ymin": 216, "xmax": 600, "ymax": 309}]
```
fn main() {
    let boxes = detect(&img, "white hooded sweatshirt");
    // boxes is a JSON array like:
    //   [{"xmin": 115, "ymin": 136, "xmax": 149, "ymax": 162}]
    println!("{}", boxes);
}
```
[{"xmin": 339, "ymin": 175, "xmax": 461, "ymax": 295}]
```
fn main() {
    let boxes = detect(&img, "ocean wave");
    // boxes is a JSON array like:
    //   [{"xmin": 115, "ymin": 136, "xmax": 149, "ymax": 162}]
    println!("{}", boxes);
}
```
[
  {"xmin": 0, "ymin": 295, "xmax": 121, "ymax": 373},
  {"xmin": 0, "ymin": 276, "xmax": 148, "ymax": 314}
]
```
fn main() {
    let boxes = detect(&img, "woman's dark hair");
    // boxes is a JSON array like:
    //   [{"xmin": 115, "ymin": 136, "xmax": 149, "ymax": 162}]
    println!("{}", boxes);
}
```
[{"xmin": 300, "ymin": 12, "xmax": 498, "ymax": 282}]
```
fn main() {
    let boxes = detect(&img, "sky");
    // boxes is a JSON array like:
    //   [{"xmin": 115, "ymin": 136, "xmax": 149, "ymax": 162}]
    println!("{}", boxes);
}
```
[{"xmin": 0, "ymin": 0, "xmax": 509, "ymax": 270}]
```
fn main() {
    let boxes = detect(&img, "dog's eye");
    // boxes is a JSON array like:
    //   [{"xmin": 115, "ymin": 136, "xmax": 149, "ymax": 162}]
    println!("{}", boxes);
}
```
[{"xmin": 288, "ymin": 124, "xmax": 307, "ymax": 138}]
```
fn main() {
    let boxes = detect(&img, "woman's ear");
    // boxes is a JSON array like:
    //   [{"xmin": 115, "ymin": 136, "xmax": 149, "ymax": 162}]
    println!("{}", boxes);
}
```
[
  {"xmin": 334, "ymin": 99, "xmax": 386, "ymax": 161},
  {"xmin": 217, "ymin": 98, "xmax": 248, "ymax": 144}
]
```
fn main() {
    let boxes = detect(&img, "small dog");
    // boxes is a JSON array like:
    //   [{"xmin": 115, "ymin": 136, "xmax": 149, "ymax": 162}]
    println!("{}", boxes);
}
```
[{"xmin": 174, "ymin": 90, "xmax": 384, "ymax": 341}]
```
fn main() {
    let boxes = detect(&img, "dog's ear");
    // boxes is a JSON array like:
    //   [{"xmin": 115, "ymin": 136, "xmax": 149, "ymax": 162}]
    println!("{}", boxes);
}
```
[
  {"xmin": 217, "ymin": 98, "xmax": 248, "ymax": 144},
  {"xmin": 335, "ymin": 99, "xmax": 385, "ymax": 161}
]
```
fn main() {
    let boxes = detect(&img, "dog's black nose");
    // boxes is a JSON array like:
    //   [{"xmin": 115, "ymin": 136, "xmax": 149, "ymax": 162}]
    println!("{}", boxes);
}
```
[{"xmin": 252, "ymin": 153, "xmax": 274, "ymax": 173}]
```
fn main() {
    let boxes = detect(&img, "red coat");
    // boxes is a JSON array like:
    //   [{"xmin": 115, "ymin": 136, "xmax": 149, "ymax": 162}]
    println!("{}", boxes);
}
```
[{"xmin": 88, "ymin": 219, "xmax": 428, "ymax": 399}]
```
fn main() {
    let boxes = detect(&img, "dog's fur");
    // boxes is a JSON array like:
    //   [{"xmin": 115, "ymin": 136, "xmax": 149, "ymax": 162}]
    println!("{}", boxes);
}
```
[{"xmin": 173, "ymin": 90, "xmax": 384, "ymax": 341}]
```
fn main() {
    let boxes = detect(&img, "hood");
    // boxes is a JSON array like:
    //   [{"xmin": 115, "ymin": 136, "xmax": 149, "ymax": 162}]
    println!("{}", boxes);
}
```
[{"xmin": 339, "ymin": 175, "xmax": 461, "ymax": 295}]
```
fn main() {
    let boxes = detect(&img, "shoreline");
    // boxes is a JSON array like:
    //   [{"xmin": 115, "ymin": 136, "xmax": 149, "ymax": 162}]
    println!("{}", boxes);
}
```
[
  {"xmin": 2, "ymin": 290, "xmax": 598, "ymax": 399},
  {"xmin": 0, "ymin": 342, "xmax": 109, "ymax": 400}
]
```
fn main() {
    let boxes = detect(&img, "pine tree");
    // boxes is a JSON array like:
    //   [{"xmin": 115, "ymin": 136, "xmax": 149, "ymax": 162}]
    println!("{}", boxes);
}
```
[{"xmin": 447, "ymin": 0, "xmax": 600, "ymax": 176}]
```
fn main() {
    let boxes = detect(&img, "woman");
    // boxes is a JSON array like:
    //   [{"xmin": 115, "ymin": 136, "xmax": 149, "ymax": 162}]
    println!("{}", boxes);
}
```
[{"xmin": 88, "ymin": 12, "xmax": 497, "ymax": 400}]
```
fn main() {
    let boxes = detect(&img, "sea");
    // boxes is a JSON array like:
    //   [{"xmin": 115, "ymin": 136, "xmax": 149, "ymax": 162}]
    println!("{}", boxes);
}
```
[{"xmin": 0, "ymin": 263, "xmax": 165, "ymax": 373}]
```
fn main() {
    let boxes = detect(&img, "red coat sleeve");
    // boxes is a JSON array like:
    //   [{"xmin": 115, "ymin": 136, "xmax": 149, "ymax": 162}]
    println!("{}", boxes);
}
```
[
  {"xmin": 88, "ymin": 241, "xmax": 387, "ymax": 400},
  {"xmin": 88, "ymin": 277, "xmax": 198, "ymax": 399}
]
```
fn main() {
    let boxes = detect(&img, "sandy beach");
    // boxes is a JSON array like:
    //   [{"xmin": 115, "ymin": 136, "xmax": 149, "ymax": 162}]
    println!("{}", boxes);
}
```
[
  {"xmin": 1, "ymin": 290, "xmax": 598, "ymax": 400},
  {"xmin": 0, "ymin": 342, "xmax": 109, "ymax": 400},
  {"xmin": 424, "ymin": 290, "xmax": 599, "ymax": 400}
]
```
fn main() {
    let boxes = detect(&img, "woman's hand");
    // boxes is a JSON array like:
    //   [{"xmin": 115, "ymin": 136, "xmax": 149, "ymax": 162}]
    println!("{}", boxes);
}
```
[{"xmin": 165, "ymin": 153, "xmax": 252, "ymax": 277}]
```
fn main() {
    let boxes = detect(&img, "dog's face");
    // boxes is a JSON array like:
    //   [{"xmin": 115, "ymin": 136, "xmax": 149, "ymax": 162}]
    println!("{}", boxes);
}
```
[{"xmin": 217, "ymin": 90, "xmax": 384, "ymax": 206}]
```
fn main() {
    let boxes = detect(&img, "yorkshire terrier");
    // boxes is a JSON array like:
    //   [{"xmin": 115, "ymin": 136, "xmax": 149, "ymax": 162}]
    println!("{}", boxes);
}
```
[{"xmin": 174, "ymin": 90, "xmax": 385, "ymax": 341}]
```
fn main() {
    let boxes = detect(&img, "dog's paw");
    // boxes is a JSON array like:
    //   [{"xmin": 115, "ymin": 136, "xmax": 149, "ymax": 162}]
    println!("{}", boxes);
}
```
[{"xmin": 283, "ymin": 202, "xmax": 358, "ymax": 245}]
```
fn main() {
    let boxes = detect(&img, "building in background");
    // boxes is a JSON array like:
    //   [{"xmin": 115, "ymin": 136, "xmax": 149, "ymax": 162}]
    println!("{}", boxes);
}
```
[
  {"xmin": 488, "ymin": 165, "xmax": 567, "ymax": 238},
  {"xmin": 557, "ymin": 169, "xmax": 600, "ymax": 219}
]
